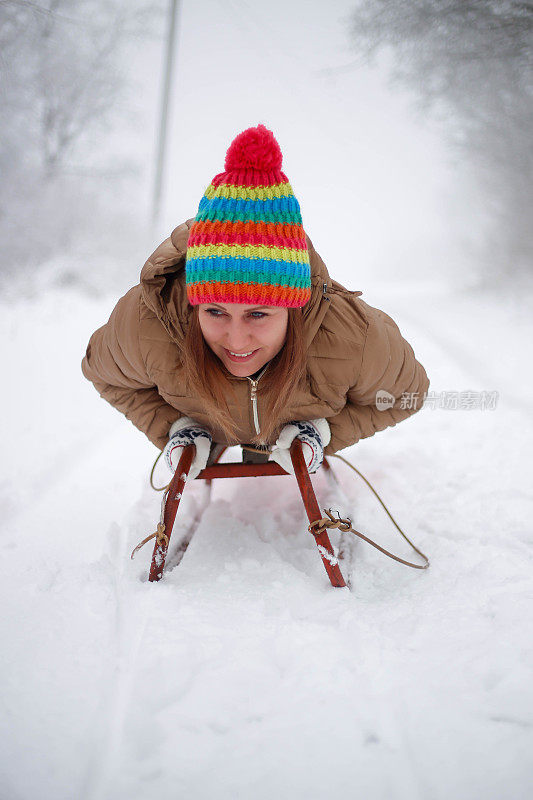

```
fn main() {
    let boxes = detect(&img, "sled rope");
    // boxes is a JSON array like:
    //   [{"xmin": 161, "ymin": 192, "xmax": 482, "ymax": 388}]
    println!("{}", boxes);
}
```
[
  {"xmin": 331, "ymin": 453, "xmax": 418, "ymax": 537},
  {"xmin": 130, "ymin": 522, "xmax": 168, "ymax": 560},
  {"xmin": 149, "ymin": 449, "xmax": 171, "ymax": 492},
  {"xmin": 310, "ymin": 453, "xmax": 430, "ymax": 570},
  {"xmin": 131, "ymin": 482, "xmax": 171, "ymax": 560},
  {"xmin": 308, "ymin": 509, "xmax": 428, "ymax": 570},
  {"xmin": 143, "ymin": 444, "xmax": 429, "ymax": 570}
]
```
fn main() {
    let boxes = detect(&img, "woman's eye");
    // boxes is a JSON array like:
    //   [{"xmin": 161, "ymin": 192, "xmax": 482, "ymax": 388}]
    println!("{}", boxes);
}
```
[{"xmin": 205, "ymin": 309, "xmax": 267, "ymax": 319}]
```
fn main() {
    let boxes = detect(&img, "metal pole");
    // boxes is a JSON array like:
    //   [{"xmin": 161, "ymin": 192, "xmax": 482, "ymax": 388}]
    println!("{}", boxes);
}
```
[{"xmin": 152, "ymin": 0, "xmax": 180, "ymax": 231}]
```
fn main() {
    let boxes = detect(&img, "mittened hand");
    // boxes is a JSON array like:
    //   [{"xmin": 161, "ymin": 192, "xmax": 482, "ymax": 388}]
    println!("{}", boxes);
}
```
[
  {"xmin": 269, "ymin": 418, "xmax": 331, "ymax": 475},
  {"xmin": 163, "ymin": 416, "xmax": 213, "ymax": 480}
]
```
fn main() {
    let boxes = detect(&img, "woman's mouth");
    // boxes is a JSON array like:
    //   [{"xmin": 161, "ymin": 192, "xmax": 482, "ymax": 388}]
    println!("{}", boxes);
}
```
[{"xmin": 223, "ymin": 348, "xmax": 259, "ymax": 363}]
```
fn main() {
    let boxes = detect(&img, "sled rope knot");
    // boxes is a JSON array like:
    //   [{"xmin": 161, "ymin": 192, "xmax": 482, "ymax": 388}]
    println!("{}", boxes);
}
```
[
  {"xmin": 309, "ymin": 508, "xmax": 352, "ymax": 534},
  {"xmin": 130, "ymin": 522, "xmax": 168, "ymax": 560},
  {"xmin": 308, "ymin": 508, "xmax": 429, "ymax": 571}
]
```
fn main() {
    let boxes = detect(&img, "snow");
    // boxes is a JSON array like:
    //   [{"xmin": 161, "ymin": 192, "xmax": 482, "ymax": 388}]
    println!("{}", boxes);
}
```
[{"xmin": 1, "ymin": 282, "xmax": 532, "ymax": 800}]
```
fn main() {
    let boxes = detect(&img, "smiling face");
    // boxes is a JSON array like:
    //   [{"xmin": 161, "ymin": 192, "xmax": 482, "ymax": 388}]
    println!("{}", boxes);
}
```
[{"xmin": 197, "ymin": 302, "xmax": 289, "ymax": 377}]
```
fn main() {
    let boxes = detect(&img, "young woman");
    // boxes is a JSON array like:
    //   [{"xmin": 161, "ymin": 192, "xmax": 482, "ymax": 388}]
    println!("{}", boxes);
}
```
[{"xmin": 82, "ymin": 124, "xmax": 429, "ymax": 480}]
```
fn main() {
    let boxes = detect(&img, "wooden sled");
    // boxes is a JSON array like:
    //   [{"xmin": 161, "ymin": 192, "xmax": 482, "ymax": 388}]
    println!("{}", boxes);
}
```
[{"xmin": 148, "ymin": 438, "xmax": 347, "ymax": 588}]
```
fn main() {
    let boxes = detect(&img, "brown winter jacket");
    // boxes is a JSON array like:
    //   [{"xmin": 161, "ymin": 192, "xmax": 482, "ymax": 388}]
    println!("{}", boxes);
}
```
[{"xmin": 81, "ymin": 219, "xmax": 429, "ymax": 455}]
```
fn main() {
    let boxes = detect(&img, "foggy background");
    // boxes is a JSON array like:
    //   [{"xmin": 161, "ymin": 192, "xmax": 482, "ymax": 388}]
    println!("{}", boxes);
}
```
[{"xmin": 3, "ymin": 0, "xmax": 531, "ymax": 297}]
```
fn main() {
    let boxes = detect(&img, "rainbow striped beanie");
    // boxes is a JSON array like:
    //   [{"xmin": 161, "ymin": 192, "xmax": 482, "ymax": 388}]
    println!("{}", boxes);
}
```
[{"xmin": 185, "ymin": 124, "xmax": 311, "ymax": 308}]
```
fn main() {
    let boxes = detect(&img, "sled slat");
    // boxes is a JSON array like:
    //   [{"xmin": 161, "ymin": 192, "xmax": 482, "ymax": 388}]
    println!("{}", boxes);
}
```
[{"xmin": 198, "ymin": 462, "xmax": 287, "ymax": 479}]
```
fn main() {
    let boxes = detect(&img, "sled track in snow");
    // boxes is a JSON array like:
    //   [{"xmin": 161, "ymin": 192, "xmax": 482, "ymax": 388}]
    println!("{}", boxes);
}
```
[
  {"xmin": 80, "ymin": 478, "xmax": 212, "ymax": 800},
  {"xmin": 322, "ymin": 464, "xmax": 359, "ymax": 590},
  {"xmin": 81, "ymin": 522, "xmax": 151, "ymax": 800}
]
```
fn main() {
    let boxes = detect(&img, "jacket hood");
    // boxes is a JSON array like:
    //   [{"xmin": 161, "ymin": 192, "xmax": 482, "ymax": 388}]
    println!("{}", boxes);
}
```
[{"xmin": 140, "ymin": 218, "xmax": 356, "ymax": 350}]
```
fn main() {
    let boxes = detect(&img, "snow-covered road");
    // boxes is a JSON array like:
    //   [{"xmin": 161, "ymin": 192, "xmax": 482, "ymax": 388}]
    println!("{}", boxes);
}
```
[{"xmin": 1, "ymin": 284, "xmax": 531, "ymax": 800}]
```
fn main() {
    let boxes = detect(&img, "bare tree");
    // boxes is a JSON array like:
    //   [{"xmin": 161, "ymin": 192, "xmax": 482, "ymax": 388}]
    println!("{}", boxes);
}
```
[
  {"xmin": 2, "ymin": 1, "xmax": 163, "ymax": 174},
  {"xmin": 0, "ymin": 0, "xmax": 164, "ymax": 275},
  {"xmin": 350, "ymin": 0, "xmax": 533, "ymax": 282}
]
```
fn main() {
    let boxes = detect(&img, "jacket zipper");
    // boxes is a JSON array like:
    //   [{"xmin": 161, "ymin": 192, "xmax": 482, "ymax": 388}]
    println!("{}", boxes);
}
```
[{"xmin": 247, "ymin": 364, "xmax": 269, "ymax": 436}]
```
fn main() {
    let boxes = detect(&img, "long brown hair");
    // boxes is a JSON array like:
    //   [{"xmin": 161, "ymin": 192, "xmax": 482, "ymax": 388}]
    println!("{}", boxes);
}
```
[{"xmin": 182, "ymin": 306, "xmax": 307, "ymax": 446}]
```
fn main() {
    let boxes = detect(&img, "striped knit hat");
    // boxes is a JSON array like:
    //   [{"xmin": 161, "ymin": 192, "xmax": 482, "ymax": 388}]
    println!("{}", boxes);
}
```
[{"xmin": 185, "ymin": 124, "xmax": 311, "ymax": 308}]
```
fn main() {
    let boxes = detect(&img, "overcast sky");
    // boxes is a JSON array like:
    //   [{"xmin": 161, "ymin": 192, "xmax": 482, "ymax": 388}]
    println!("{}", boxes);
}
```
[{"xmin": 134, "ymin": 0, "xmax": 472, "ymax": 290}]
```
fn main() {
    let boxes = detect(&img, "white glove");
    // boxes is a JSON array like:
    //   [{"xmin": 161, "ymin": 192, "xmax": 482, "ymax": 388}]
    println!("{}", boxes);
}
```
[
  {"xmin": 163, "ymin": 416, "xmax": 212, "ymax": 480},
  {"xmin": 269, "ymin": 418, "xmax": 331, "ymax": 475}
]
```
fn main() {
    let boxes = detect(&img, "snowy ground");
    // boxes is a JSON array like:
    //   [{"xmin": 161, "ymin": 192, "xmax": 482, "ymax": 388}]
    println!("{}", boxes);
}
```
[{"xmin": 1, "ymin": 280, "xmax": 531, "ymax": 800}]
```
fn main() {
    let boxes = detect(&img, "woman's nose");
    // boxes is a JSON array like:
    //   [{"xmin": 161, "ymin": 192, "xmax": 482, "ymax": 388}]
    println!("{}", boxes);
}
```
[{"xmin": 224, "ymin": 319, "xmax": 251, "ymax": 350}]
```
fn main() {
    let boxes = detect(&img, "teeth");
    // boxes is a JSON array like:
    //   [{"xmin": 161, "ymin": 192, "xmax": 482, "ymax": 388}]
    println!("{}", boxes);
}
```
[{"xmin": 229, "ymin": 350, "xmax": 253, "ymax": 357}]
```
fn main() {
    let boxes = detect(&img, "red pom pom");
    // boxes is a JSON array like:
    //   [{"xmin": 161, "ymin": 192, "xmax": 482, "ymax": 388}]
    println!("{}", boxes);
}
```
[{"xmin": 225, "ymin": 124, "xmax": 283, "ymax": 172}]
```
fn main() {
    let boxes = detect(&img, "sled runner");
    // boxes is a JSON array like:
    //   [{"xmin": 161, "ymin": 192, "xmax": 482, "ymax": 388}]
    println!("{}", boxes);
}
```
[{"xmin": 146, "ymin": 439, "xmax": 347, "ymax": 587}]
